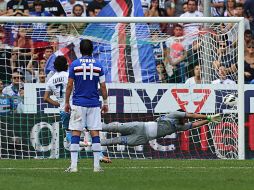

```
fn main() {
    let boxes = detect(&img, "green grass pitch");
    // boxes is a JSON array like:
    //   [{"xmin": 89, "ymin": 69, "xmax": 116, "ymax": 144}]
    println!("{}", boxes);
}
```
[{"xmin": 0, "ymin": 159, "xmax": 254, "ymax": 190}]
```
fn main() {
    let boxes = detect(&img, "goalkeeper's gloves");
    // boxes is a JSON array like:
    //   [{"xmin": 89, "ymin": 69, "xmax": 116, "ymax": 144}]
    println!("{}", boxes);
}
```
[{"xmin": 207, "ymin": 114, "xmax": 222, "ymax": 123}]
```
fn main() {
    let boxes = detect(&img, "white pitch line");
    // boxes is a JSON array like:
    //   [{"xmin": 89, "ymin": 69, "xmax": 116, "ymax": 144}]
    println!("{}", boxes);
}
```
[{"xmin": 0, "ymin": 166, "xmax": 254, "ymax": 170}]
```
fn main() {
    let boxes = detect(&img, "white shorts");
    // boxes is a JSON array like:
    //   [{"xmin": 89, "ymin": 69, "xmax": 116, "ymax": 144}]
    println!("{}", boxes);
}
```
[{"xmin": 68, "ymin": 105, "xmax": 102, "ymax": 131}]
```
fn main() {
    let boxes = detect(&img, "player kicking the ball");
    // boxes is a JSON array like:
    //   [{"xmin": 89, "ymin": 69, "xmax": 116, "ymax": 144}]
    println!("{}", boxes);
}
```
[{"xmin": 100, "ymin": 110, "xmax": 222, "ymax": 146}]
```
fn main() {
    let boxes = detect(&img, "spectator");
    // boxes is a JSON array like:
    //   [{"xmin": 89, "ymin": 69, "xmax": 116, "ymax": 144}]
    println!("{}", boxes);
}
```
[
  {"xmin": 182, "ymin": 2, "xmax": 188, "ymax": 13},
  {"xmin": 180, "ymin": 0, "xmax": 203, "ymax": 43},
  {"xmin": 43, "ymin": 46, "xmax": 54, "ymax": 61},
  {"xmin": 213, "ymin": 40, "xmax": 236, "ymax": 76},
  {"xmin": 0, "ymin": 79, "xmax": 11, "ymax": 114},
  {"xmin": 72, "ymin": 3, "xmax": 84, "ymax": 17},
  {"xmin": 9, "ymin": 47, "xmax": 33, "ymax": 83},
  {"xmin": 212, "ymin": 66, "xmax": 236, "ymax": 84},
  {"xmin": 30, "ymin": 1, "xmax": 52, "ymax": 16},
  {"xmin": 235, "ymin": 3, "xmax": 250, "ymax": 31},
  {"xmin": 152, "ymin": 30, "xmax": 168, "ymax": 82},
  {"xmin": 185, "ymin": 64, "xmax": 202, "ymax": 85},
  {"xmin": 0, "ymin": 0, "xmax": 7, "ymax": 16},
  {"xmin": 27, "ymin": 56, "xmax": 46, "ymax": 83},
  {"xmin": 186, "ymin": 39, "xmax": 201, "ymax": 72},
  {"xmin": 210, "ymin": 0, "xmax": 225, "ymax": 17},
  {"xmin": 39, "ymin": 59, "xmax": 46, "ymax": 70},
  {"xmin": 62, "ymin": 0, "xmax": 86, "ymax": 17},
  {"xmin": 161, "ymin": 1, "xmax": 176, "ymax": 35},
  {"xmin": 67, "ymin": 4, "xmax": 87, "ymax": 35},
  {"xmin": 7, "ymin": 0, "xmax": 29, "ymax": 16},
  {"xmin": 38, "ymin": 69, "xmax": 46, "ymax": 83},
  {"xmin": 224, "ymin": 0, "xmax": 236, "ymax": 17},
  {"xmin": 29, "ymin": 0, "xmax": 52, "ymax": 60},
  {"xmin": 140, "ymin": 0, "xmax": 151, "ymax": 14},
  {"xmin": 16, "ymin": 87, "xmax": 24, "ymax": 113},
  {"xmin": 244, "ymin": 29, "xmax": 252, "ymax": 53},
  {"xmin": 244, "ymin": 0, "xmax": 254, "ymax": 35},
  {"xmin": 145, "ymin": 0, "xmax": 165, "ymax": 31},
  {"xmin": 26, "ymin": 55, "xmax": 38, "ymax": 83},
  {"xmin": 0, "ymin": 27, "xmax": 12, "ymax": 83},
  {"xmin": 14, "ymin": 27, "xmax": 34, "ymax": 55},
  {"xmin": 27, "ymin": 0, "xmax": 35, "ymax": 11},
  {"xmin": 43, "ymin": 46, "xmax": 55, "ymax": 78},
  {"xmin": 3, "ymin": 71, "xmax": 24, "ymax": 97},
  {"xmin": 156, "ymin": 62, "xmax": 168, "ymax": 83},
  {"xmin": 44, "ymin": 0, "xmax": 66, "ymax": 16},
  {"xmin": 87, "ymin": 0, "xmax": 107, "ymax": 17},
  {"xmin": 93, "ymin": 6, "xmax": 102, "ymax": 16},
  {"xmin": 14, "ymin": 27, "xmax": 35, "ymax": 72},
  {"xmin": 165, "ymin": 0, "xmax": 186, "ymax": 17},
  {"xmin": 145, "ymin": 0, "xmax": 164, "ymax": 17},
  {"xmin": 164, "ymin": 24, "xmax": 187, "ymax": 83},
  {"xmin": 9, "ymin": 48, "xmax": 18, "ymax": 71},
  {"xmin": 244, "ymin": 40, "xmax": 254, "ymax": 83}
]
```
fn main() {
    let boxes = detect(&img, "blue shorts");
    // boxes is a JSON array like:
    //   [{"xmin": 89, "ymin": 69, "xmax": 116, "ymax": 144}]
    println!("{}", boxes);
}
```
[{"xmin": 60, "ymin": 111, "xmax": 70, "ymax": 130}]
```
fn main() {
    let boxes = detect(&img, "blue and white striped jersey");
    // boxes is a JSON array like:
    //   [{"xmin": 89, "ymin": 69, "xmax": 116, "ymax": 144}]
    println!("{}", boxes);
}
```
[{"xmin": 69, "ymin": 56, "xmax": 105, "ymax": 107}]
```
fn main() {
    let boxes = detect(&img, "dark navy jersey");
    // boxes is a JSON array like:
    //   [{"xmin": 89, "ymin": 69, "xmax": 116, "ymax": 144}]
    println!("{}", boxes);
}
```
[{"xmin": 69, "ymin": 56, "xmax": 105, "ymax": 107}]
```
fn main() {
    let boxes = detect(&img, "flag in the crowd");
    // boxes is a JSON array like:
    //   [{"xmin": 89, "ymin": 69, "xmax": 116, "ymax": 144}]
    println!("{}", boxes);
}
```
[
  {"xmin": 45, "ymin": 37, "xmax": 81, "ymax": 75},
  {"xmin": 83, "ymin": 0, "xmax": 158, "ymax": 83}
]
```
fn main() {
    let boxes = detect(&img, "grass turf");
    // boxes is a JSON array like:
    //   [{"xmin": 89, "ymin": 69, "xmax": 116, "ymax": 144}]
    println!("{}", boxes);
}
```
[{"xmin": 0, "ymin": 159, "xmax": 253, "ymax": 190}]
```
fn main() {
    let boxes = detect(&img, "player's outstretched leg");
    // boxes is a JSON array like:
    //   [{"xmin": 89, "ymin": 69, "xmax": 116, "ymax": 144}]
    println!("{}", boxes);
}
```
[
  {"xmin": 102, "ymin": 122, "xmax": 138, "ymax": 135},
  {"xmin": 101, "ymin": 136, "xmax": 128, "ymax": 146}
]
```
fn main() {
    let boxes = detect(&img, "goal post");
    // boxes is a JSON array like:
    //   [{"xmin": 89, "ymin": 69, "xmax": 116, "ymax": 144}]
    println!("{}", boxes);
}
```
[{"xmin": 0, "ymin": 16, "xmax": 245, "ymax": 159}]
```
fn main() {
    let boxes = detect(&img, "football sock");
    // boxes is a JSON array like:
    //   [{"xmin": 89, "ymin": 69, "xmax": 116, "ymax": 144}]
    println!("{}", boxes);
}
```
[
  {"xmin": 92, "ymin": 136, "xmax": 101, "ymax": 168},
  {"xmin": 70, "ymin": 135, "xmax": 80, "ymax": 168}
]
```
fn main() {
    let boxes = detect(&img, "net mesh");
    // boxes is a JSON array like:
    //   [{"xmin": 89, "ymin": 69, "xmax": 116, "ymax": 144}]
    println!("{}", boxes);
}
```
[{"xmin": 0, "ymin": 21, "xmax": 239, "ymax": 159}]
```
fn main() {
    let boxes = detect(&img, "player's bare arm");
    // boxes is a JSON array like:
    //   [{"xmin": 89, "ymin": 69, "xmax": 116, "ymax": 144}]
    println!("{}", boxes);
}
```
[
  {"xmin": 43, "ymin": 91, "xmax": 60, "ymax": 107},
  {"xmin": 65, "ymin": 78, "xmax": 74, "ymax": 113},
  {"xmin": 100, "ymin": 82, "xmax": 108, "ymax": 114}
]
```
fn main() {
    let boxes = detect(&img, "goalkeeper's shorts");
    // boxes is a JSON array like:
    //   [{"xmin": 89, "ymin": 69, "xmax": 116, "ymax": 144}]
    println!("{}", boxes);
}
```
[{"xmin": 60, "ymin": 111, "xmax": 70, "ymax": 130}]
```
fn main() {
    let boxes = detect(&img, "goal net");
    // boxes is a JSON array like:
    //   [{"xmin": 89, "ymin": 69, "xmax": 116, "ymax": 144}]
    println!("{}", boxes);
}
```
[{"xmin": 0, "ymin": 17, "xmax": 244, "ymax": 160}]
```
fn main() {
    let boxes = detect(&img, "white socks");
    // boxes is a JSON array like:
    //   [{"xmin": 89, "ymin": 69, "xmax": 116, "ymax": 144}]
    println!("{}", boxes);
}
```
[
  {"xmin": 92, "ymin": 143, "xmax": 101, "ymax": 168},
  {"xmin": 70, "ymin": 144, "xmax": 79, "ymax": 168}
]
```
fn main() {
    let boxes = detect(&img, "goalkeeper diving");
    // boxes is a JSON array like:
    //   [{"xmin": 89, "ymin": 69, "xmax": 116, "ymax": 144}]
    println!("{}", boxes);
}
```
[{"xmin": 99, "ymin": 110, "xmax": 222, "ymax": 146}]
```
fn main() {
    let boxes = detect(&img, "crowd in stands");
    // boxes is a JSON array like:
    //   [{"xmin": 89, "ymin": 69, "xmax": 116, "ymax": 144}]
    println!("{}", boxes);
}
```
[{"xmin": 0, "ymin": 0, "xmax": 254, "ymax": 114}]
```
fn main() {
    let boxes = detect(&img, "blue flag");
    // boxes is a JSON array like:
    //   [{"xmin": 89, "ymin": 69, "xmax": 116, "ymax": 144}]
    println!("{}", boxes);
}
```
[{"xmin": 83, "ymin": 0, "xmax": 158, "ymax": 83}]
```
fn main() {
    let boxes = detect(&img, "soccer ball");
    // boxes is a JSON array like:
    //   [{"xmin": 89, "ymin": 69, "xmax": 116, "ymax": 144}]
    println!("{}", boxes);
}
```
[{"xmin": 223, "ymin": 94, "xmax": 237, "ymax": 107}]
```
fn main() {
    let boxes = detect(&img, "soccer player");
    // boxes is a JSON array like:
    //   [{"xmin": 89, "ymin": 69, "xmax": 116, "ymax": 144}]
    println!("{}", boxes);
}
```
[
  {"xmin": 43, "ymin": 56, "xmax": 72, "ymax": 145},
  {"xmin": 100, "ymin": 110, "xmax": 222, "ymax": 146},
  {"xmin": 65, "ymin": 39, "xmax": 108, "ymax": 173},
  {"xmin": 44, "ymin": 55, "xmax": 111, "ymax": 164}
]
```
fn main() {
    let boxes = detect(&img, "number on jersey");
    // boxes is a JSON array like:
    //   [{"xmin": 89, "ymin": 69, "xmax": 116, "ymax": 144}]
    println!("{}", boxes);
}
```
[{"xmin": 83, "ymin": 63, "xmax": 94, "ymax": 80}]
